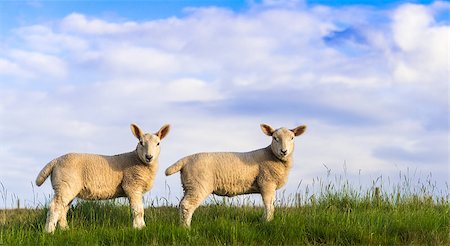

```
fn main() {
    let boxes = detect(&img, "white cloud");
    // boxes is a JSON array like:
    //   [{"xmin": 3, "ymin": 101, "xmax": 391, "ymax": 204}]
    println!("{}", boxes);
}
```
[
  {"xmin": 392, "ymin": 4, "xmax": 433, "ymax": 52},
  {"xmin": 61, "ymin": 13, "xmax": 139, "ymax": 35},
  {"xmin": 3, "ymin": 50, "xmax": 68, "ymax": 80},
  {"xmin": 100, "ymin": 45, "xmax": 180, "ymax": 77},
  {"xmin": 0, "ymin": 58, "xmax": 31, "ymax": 78},
  {"xmin": 14, "ymin": 25, "xmax": 89, "ymax": 53},
  {"xmin": 391, "ymin": 3, "xmax": 448, "ymax": 85},
  {"xmin": 165, "ymin": 78, "xmax": 224, "ymax": 102}
]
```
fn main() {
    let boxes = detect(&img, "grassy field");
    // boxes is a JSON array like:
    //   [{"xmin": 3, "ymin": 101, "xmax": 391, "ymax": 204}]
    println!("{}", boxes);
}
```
[
  {"xmin": 2, "ymin": 182, "xmax": 449, "ymax": 245},
  {"xmin": 2, "ymin": 171, "xmax": 450, "ymax": 245},
  {"xmin": 1, "ymin": 199, "xmax": 449, "ymax": 245}
]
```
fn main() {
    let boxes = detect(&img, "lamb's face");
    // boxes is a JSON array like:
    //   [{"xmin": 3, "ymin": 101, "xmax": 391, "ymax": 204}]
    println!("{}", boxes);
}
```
[
  {"xmin": 260, "ymin": 123, "xmax": 307, "ymax": 161},
  {"xmin": 136, "ymin": 134, "xmax": 161, "ymax": 165},
  {"xmin": 131, "ymin": 123, "xmax": 171, "ymax": 165},
  {"xmin": 271, "ymin": 128, "xmax": 296, "ymax": 161}
]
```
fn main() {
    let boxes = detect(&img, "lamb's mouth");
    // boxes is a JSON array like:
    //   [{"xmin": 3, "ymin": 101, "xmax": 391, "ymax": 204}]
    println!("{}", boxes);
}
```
[
  {"xmin": 145, "ymin": 157, "xmax": 153, "ymax": 163},
  {"xmin": 277, "ymin": 152, "xmax": 289, "ymax": 161}
]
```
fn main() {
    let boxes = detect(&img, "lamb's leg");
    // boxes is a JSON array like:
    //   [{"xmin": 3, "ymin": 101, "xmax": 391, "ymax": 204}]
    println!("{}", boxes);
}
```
[
  {"xmin": 128, "ymin": 194, "xmax": 145, "ymax": 229},
  {"xmin": 45, "ymin": 197, "xmax": 61, "ymax": 233},
  {"xmin": 179, "ymin": 191, "xmax": 209, "ymax": 228},
  {"xmin": 260, "ymin": 183, "xmax": 277, "ymax": 221},
  {"xmin": 58, "ymin": 199, "xmax": 73, "ymax": 230},
  {"xmin": 45, "ymin": 188, "xmax": 77, "ymax": 233}
]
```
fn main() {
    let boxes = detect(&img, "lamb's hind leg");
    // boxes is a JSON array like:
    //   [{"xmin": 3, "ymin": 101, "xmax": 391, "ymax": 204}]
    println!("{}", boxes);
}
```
[
  {"xmin": 58, "ymin": 199, "xmax": 73, "ymax": 230},
  {"xmin": 45, "ymin": 192, "xmax": 75, "ymax": 233},
  {"xmin": 45, "ymin": 196, "xmax": 61, "ymax": 233},
  {"xmin": 179, "ymin": 190, "xmax": 210, "ymax": 228}
]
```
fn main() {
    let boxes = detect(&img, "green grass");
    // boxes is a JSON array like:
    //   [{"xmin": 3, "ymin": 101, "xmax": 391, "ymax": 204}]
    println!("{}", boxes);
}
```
[
  {"xmin": 2, "ymin": 172, "xmax": 449, "ymax": 245},
  {"xmin": 1, "ymin": 192, "xmax": 449, "ymax": 245}
]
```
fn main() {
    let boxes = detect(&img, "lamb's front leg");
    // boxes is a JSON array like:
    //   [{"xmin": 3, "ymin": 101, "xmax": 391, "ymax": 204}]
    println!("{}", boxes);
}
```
[
  {"xmin": 128, "ymin": 193, "xmax": 145, "ymax": 229},
  {"xmin": 260, "ymin": 183, "xmax": 277, "ymax": 221}
]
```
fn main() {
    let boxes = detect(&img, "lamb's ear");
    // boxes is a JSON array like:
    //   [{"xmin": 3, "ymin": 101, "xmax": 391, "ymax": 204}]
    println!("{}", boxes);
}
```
[
  {"xmin": 156, "ymin": 124, "xmax": 170, "ymax": 140},
  {"xmin": 130, "ymin": 123, "xmax": 143, "ymax": 140},
  {"xmin": 260, "ymin": 123, "xmax": 275, "ymax": 136},
  {"xmin": 291, "ymin": 125, "xmax": 306, "ymax": 137}
]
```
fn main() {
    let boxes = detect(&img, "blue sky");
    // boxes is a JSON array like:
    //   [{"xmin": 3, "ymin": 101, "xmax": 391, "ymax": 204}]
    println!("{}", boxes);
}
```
[
  {"xmin": 0, "ymin": 0, "xmax": 448, "ymax": 207},
  {"xmin": 1, "ymin": 0, "xmax": 444, "ymax": 34}
]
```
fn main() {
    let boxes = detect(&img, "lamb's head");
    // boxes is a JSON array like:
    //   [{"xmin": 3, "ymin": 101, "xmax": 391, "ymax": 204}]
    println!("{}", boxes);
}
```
[
  {"xmin": 130, "ymin": 123, "xmax": 171, "ymax": 165},
  {"xmin": 261, "ymin": 123, "xmax": 306, "ymax": 161}
]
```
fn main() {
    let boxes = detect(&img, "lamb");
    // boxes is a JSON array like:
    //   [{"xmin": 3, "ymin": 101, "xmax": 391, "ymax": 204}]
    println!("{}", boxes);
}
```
[
  {"xmin": 35, "ymin": 123, "xmax": 170, "ymax": 233},
  {"xmin": 165, "ymin": 123, "xmax": 306, "ymax": 227}
]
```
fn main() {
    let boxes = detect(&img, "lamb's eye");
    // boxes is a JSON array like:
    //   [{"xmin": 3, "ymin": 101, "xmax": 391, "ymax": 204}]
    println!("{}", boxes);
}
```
[
  {"xmin": 291, "ymin": 137, "xmax": 294, "ymax": 140},
  {"xmin": 139, "ymin": 141, "xmax": 144, "ymax": 146},
  {"xmin": 273, "ymin": 137, "xmax": 279, "ymax": 142},
  {"xmin": 157, "ymin": 142, "xmax": 160, "ymax": 146}
]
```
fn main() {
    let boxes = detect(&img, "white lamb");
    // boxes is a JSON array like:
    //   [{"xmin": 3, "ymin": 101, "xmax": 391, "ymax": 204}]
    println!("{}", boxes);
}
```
[
  {"xmin": 35, "ymin": 123, "xmax": 170, "ymax": 233},
  {"xmin": 165, "ymin": 123, "xmax": 306, "ymax": 227}
]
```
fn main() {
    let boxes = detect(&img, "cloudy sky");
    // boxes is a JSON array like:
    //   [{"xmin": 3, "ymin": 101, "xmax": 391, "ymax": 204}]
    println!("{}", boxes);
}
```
[{"xmin": 0, "ymin": 0, "xmax": 448, "ymax": 208}]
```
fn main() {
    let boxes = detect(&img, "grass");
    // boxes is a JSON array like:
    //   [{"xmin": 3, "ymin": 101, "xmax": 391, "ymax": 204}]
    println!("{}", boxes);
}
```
[{"xmin": 1, "ymin": 173, "xmax": 449, "ymax": 245}]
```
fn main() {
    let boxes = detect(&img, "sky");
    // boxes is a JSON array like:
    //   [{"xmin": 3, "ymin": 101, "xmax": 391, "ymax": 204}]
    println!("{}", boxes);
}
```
[{"xmin": 0, "ymin": 0, "xmax": 448, "ymax": 208}]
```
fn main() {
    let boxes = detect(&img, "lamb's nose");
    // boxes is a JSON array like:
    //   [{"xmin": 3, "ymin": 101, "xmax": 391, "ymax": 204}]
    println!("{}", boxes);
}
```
[
  {"xmin": 281, "ymin": 149, "xmax": 287, "ymax": 155},
  {"xmin": 145, "ymin": 154, "xmax": 153, "ymax": 162}
]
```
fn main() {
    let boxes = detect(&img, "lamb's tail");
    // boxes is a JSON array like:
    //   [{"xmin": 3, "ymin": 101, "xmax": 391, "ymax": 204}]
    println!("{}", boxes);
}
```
[
  {"xmin": 165, "ymin": 159, "xmax": 188, "ymax": 176},
  {"xmin": 35, "ymin": 159, "xmax": 58, "ymax": 186}
]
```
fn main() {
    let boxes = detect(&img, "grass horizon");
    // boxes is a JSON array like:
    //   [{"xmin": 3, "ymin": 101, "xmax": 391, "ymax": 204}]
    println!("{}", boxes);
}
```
[{"xmin": 2, "ymin": 167, "xmax": 448, "ymax": 209}]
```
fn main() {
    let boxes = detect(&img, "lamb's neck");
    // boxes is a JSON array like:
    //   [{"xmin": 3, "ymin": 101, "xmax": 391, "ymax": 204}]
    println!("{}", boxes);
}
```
[
  {"xmin": 283, "ymin": 156, "xmax": 293, "ymax": 170},
  {"xmin": 115, "ymin": 151, "xmax": 149, "ymax": 166}
]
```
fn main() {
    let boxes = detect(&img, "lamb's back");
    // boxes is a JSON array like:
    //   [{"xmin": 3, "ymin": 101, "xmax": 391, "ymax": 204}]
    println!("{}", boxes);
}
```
[{"xmin": 182, "ymin": 151, "xmax": 264, "ymax": 196}]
